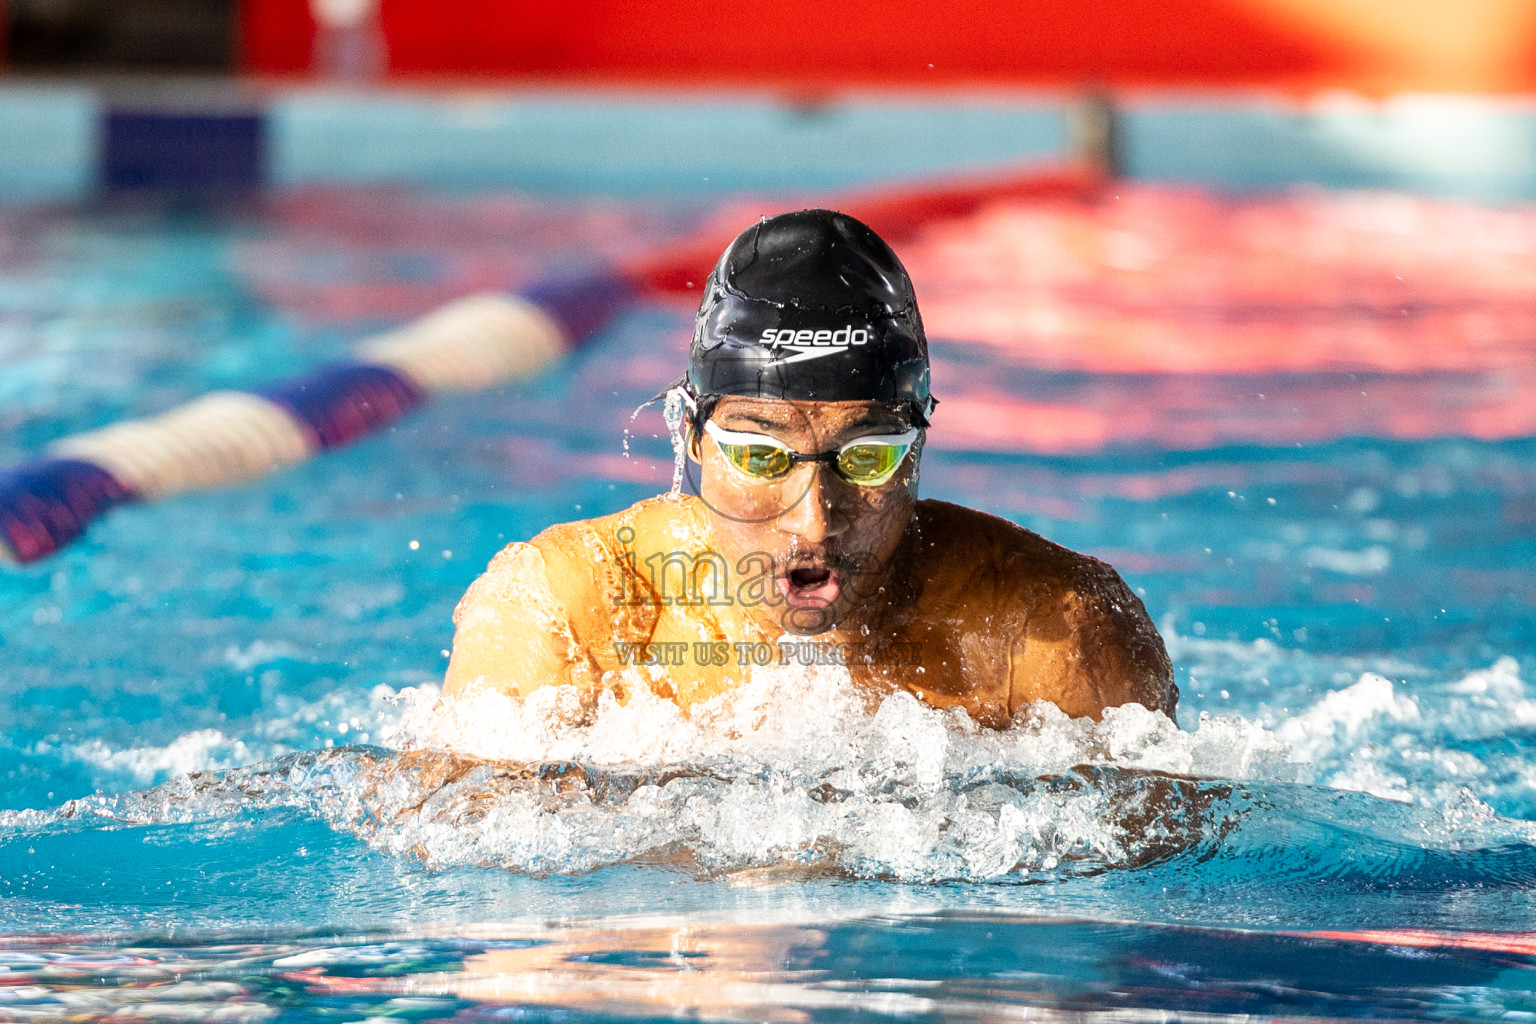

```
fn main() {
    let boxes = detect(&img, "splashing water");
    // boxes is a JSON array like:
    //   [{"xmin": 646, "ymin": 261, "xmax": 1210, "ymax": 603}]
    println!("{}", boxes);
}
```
[
  {"xmin": 10, "ymin": 654, "xmax": 1535, "ymax": 889},
  {"xmin": 619, "ymin": 387, "xmax": 690, "ymax": 494},
  {"xmin": 661, "ymin": 386, "xmax": 689, "ymax": 494},
  {"xmin": 373, "ymin": 663, "xmax": 1256, "ymax": 879}
]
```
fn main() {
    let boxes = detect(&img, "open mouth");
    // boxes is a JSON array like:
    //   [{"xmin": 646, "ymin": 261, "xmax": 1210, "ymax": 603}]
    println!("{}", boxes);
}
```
[
  {"xmin": 778, "ymin": 564, "xmax": 841, "ymax": 609},
  {"xmin": 790, "ymin": 567, "xmax": 831, "ymax": 588}
]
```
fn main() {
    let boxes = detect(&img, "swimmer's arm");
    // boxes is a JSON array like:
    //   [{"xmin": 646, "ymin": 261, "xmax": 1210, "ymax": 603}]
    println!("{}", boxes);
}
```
[
  {"xmin": 1011, "ymin": 566, "xmax": 1177, "ymax": 721},
  {"xmin": 443, "ymin": 542, "xmax": 591, "ymax": 700}
]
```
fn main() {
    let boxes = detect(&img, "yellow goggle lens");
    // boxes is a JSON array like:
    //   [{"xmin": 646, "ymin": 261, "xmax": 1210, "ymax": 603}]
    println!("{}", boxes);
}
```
[
  {"xmin": 835, "ymin": 443, "xmax": 906, "ymax": 485},
  {"xmin": 719, "ymin": 442, "xmax": 794, "ymax": 479}
]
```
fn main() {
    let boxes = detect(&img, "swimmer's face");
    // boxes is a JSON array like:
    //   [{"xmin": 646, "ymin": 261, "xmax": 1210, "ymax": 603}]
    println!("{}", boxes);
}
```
[{"xmin": 690, "ymin": 395, "xmax": 920, "ymax": 635}]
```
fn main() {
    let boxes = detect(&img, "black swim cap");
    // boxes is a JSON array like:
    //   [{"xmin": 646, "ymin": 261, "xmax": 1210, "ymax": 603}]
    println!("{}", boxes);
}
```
[{"xmin": 686, "ymin": 209, "xmax": 933, "ymax": 425}]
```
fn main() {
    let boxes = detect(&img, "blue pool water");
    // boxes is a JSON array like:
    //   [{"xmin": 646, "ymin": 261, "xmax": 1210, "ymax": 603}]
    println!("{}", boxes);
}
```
[{"xmin": 3, "ymin": 187, "xmax": 1536, "ymax": 1020}]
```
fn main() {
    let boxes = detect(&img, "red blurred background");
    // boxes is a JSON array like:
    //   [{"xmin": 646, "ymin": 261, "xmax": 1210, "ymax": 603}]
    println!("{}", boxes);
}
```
[
  {"xmin": 3, "ymin": 0, "xmax": 1536, "ymax": 93},
  {"xmin": 241, "ymin": 0, "xmax": 1536, "ymax": 94}
]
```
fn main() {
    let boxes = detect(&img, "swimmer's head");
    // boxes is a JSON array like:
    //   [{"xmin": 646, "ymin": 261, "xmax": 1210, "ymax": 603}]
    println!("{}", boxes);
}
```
[
  {"xmin": 683, "ymin": 208, "xmax": 934, "ymax": 429},
  {"xmin": 676, "ymin": 210, "xmax": 932, "ymax": 636}
]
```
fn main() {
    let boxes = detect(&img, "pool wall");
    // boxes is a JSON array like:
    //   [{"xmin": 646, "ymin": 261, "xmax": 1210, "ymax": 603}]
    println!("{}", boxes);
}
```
[{"xmin": 3, "ymin": 83, "xmax": 1536, "ymax": 203}]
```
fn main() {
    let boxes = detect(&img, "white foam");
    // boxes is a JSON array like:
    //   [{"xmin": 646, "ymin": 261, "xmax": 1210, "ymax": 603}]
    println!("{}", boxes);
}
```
[
  {"xmin": 12, "ymin": 647, "xmax": 1536, "ymax": 882},
  {"xmin": 348, "ymin": 659, "xmax": 1284, "ymax": 879},
  {"xmin": 32, "ymin": 680, "xmax": 413, "ymax": 788},
  {"xmin": 342, "ymin": 649, "xmax": 1536, "ymax": 877},
  {"xmin": 1275, "ymin": 672, "xmax": 1420, "ymax": 761},
  {"xmin": 34, "ymin": 729, "xmax": 255, "ymax": 785}
]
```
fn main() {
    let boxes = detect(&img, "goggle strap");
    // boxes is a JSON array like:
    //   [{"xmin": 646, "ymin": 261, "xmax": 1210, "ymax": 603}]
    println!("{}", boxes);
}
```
[{"xmin": 671, "ymin": 386, "xmax": 699, "ymax": 416}]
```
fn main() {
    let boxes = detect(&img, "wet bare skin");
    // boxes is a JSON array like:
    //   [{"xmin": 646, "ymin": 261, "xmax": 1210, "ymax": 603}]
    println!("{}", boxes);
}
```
[{"xmin": 445, "ymin": 397, "xmax": 1176, "ymax": 726}]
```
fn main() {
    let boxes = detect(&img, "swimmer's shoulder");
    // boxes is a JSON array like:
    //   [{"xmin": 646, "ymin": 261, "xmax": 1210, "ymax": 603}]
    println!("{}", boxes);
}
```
[
  {"xmin": 913, "ymin": 499, "xmax": 1176, "ymax": 718},
  {"xmin": 462, "ymin": 494, "xmax": 704, "ymax": 611},
  {"xmin": 912, "ymin": 498, "xmax": 1101, "ymax": 594},
  {"xmin": 447, "ymin": 495, "xmax": 703, "ymax": 698},
  {"xmin": 446, "ymin": 538, "xmax": 589, "ymax": 699},
  {"xmin": 466, "ymin": 494, "xmax": 705, "ymax": 636},
  {"xmin": 527, "ymin": 493, "xmax": 707, "ymax": 584}
]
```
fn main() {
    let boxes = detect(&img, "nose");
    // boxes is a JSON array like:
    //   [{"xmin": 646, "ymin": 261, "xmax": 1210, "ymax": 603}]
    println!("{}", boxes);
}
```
[{"xmin": 775, "ymin": 463, "xmax": 849, "ymax": 544}]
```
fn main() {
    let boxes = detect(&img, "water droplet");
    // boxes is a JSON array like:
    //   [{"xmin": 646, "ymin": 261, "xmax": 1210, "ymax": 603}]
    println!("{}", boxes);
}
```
[{"xmin": 662, "ymin": 387, "xmax": 689, "ymax": 494}]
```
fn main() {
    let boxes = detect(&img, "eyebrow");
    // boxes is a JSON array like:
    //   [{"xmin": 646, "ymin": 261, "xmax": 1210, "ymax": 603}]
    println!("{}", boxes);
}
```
[{"xmin": 722, "ymin": 414, "xmax": 793, "ymax": 432}]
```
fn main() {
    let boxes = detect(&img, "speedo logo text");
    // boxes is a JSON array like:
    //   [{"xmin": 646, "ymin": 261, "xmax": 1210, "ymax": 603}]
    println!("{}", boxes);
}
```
[{"xmin": 760, "ymin": 326, "xmax": 870, "ymax": 348}]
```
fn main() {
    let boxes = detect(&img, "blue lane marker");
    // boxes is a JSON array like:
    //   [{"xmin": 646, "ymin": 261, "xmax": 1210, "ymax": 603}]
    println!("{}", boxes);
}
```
[
  {"xmin": 522, "ymin": 272, "xmax": 639, "ymax": 350},
  {"xmin": 0, "ymin": 459, "xmax": 139, "ymax": 563},
  {"xmin": 262, "ymin": 364, "xmax": 427, "ymax": 451},
  {"xmin": 103, "ymin": 109, "xmax": 266, "ymax": 192}
]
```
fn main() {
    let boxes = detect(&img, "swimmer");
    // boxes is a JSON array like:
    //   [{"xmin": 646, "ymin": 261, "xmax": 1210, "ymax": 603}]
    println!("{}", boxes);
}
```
[{"xmin": 445, "ymin": 210, "xmax": 1175, "ymax": 726}]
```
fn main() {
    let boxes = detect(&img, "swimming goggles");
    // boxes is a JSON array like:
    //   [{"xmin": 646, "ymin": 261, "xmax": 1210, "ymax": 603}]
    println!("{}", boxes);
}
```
[{"xmin": 702, "ymin": 419, "xmax": 920, "ymax": 487}]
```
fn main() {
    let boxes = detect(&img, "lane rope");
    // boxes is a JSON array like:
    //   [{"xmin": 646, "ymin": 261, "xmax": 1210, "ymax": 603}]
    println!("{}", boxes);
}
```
[{"xmin": 0, "ymin": 283, "xmax": 629, "ymax": 564}]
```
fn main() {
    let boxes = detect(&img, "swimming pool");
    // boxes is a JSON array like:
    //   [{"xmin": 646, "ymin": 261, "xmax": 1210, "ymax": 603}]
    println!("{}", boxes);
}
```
[{"xmin": 3, "ymin": 177, "xmax": 1536, "ymax": 1020}]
